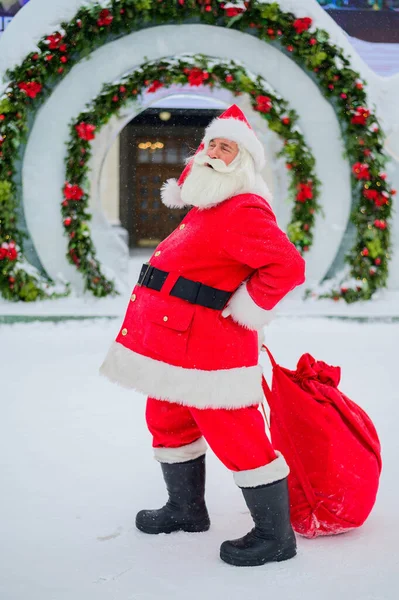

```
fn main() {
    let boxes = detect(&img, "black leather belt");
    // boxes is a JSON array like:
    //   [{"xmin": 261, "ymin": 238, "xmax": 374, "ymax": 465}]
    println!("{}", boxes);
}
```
[
  {"xmin": 138, "ymin": 263, "xmax": 168, "ymax": 291},
  {"xmin": 137, "ymin": 263, "xmax": 232, "ymax": 310}
]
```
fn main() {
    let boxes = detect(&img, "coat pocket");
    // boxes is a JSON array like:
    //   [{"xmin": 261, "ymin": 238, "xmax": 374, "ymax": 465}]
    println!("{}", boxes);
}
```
[{"xmin": 142, "ymin": 296, "xmax": 196, "ymax": 363}]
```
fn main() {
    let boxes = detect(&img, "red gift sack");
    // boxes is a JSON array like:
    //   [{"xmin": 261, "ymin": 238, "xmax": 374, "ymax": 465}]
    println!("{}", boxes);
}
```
[{"xmin": 261, "ymin": 346, "xmax": 382, "ymax": 538}]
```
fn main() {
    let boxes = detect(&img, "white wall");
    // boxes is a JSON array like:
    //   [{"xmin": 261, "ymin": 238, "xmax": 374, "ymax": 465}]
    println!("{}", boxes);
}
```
[{"xmin": 98, "ymin": 136, "xmax": 120, "ymax": 225}]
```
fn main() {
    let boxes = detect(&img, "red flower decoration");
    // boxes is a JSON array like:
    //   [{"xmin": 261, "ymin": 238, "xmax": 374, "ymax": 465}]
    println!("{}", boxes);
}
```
[
  {"xmin": 75, "ymin": 122, "xmax": 96, "ymax": 141},
  {"xmin": 225, "ymin": 74, "xmax": 234, "ymax": 84},
  {"xmin": 254, "ymin": 95, "xmax": 272, "ymax": 114},
  {"xmin": 352, "ymin": 162, "xmax": 370, "ymax": 180},
  {"xmin": 7, "ymin": 246, "xmax": 17, "ymax": 260},
  {"xmin": 309, "ymin": 38, "xmax": 317, "ymax": 45},
  {"xmin": 361, "ymin": 248, "xmax": 369, "ymax": 257},
  {"xmin": 60, "ymin": 56, "xmax": 68, "ymax": 64},
  {"xmin": 363, "ymin": 188, "xmax": 378, "ymax": 201},
  {"xmin": 0, "ymin": 114, "xmax": 5, "ymax": 121},
  {"xmin": 0, "ymin": 243, "xmax": 18, "ymax": 261},
  {"xmin": 63, "ymin": 183, "xmax": 84, "ymax": 201},
  {"xmin": 17, "ymin": 81, "xmax": 43, "ymax": 99},
  {"xmin": 293, "ymin": 17, "xmax": 312, "ymax": 34},
  {"xmin": 64, "ymin": 217, "xmax": 72, "ymax": 227},
  {"xmin": 281, "ymin": 116, "xmax": 290, "ymax": 125},
  {"xmin": 351, "ymin": 107, "xmax": 370, "ymax": 126},
  {"xmin": 59, "ymin": 44, "xmax": 67, "ymax": 53},
  {"xmin": 375, "ymin": 194, "xmax": 389, "ymax": 208},
  {"xmin": 296, "ymin": 181, "xmax": 313, "ymax": 203},
  {"xmin": 224, "ymin": 5, "xmax": 245, "ymax": 17},
  {"xmin": 363, "ymin": 188, "xmax": 389, "ymax": 207},
  {"xmin": 147, "ymin": 80, "xmax": 163, "ymax": 93},
  {"xmin": 97, "ymin": 9, "xmax": 113, "ymax": 27},
  {"xmin": 184, "ymin": 68, "xmax": 209, "ymax": 86},
  {"xmin": 46, "ymin": 33, "xmax": 63, "ymax": 49},
  {"xmin": 374, "ymin": 219, "xmax": 387, "ymax": 230}
]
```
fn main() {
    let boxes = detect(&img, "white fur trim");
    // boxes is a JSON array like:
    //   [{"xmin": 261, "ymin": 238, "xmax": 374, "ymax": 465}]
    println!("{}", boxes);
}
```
[
  {"xmin": 160, "ymin": 178, "xmax": 186, "ymax": 208},
  {"xmin": 203, "ymin": 118, "xmax": 265, "ymax": 172},
  {"xmin": 227, "ymin": 283, "xmax": 275, "ymax": 330},
  {"xmin": 233, "ymin": 452, "xmax": 290, "ymax": 488},
  {"xmin": 99, "ymin": 341, "xmax": 263, "ymax": 409},
  {"xmin": 154, "ymin": 438, "xmax": 207, "ymax": 464},
  {"xmin": 252, "ymin": 174, "xmax": 273, "ymax": 206}
]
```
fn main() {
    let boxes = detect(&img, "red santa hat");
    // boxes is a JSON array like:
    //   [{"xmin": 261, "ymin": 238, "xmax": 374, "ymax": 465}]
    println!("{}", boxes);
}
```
[{"xmin": 161, "ymin": 104, "xmax": 265, "ymax": 209}]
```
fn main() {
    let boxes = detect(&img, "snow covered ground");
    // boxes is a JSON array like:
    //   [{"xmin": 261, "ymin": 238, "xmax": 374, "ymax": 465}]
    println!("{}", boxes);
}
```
[{"xmin": 1, "ymin": 314, "xmax": 398, "ymax": 600}]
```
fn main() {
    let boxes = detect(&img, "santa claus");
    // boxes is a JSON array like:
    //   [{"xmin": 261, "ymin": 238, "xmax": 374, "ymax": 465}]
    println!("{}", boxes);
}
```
[{"xmin": 100, "ymin": 105, "xmax": 306, "ymax": 567}]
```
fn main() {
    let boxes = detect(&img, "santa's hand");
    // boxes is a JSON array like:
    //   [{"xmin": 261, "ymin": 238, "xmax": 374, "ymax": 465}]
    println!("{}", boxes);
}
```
[{"xmin": 221, "ymin": 306, "xmax": 232, "ymax": 318}]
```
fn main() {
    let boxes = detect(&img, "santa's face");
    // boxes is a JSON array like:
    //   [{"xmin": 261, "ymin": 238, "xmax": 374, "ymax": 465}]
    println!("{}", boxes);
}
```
[
  {"xmin": 206, "ymin": 138, "xmax": 239, "ymax": 166},
  {"xmin": 180, "ymin": 143, "xmax": 256, "ymax": 210}
]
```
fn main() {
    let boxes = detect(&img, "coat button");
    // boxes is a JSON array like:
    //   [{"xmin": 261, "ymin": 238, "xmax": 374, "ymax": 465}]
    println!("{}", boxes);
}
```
[
  {"xmin": 121, "ymin": 328, "xmax": 128, "ymax": 336},
  {"xmin": 130, "ymin": 294, "xmax": 136, "ymax": 302},
  {"xmin": 154, "ymin": 251, "xmax": 161, "ymax": 256},
  {"xmin": 179, "ymin": 224, "xmax": 185, "ymax": 230},
  {"xmin": 163, "ymin": 316, "xmax": 168, "ymax": 322}
]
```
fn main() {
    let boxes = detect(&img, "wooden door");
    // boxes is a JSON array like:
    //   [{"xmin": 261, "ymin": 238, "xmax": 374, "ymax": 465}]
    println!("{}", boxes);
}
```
[{"xmin": 134, "ymin": 136, "xmax": 190, "ymax": 247}]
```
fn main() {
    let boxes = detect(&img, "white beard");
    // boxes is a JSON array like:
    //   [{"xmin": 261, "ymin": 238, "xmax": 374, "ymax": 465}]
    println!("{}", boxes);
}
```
[{"xmin": 180, "ymin": 147, "xmax": 259, "ymax": 209}]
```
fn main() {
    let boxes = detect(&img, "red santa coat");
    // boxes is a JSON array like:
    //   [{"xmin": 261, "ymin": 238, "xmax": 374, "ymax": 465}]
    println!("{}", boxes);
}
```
[{"xmin": 100, "ymin": 192, "xmax": 305, "ymax": 410}]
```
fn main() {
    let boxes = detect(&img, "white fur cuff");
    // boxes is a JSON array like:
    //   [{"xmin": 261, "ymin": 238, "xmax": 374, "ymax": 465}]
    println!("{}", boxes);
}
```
[
  {"xmin": 227, "ymin": 283, "xmax": 275, "ymax": 330},
  {"xmin": 154, "ymin": 437, "xmax": 208, "ymax": 464},
  {"xmin": 160, "ymin": 178, "xmax": 186, "ymax": 208},
  {"xmin": 233, "ymin": 452, "xmax": 289, "ymax": 488}
]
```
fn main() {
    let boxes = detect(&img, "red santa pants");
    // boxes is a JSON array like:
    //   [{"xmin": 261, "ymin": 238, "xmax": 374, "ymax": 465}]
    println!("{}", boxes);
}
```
[{"xmin": 145, "ymin": 396, "xmax": 277, "ymax": 472}]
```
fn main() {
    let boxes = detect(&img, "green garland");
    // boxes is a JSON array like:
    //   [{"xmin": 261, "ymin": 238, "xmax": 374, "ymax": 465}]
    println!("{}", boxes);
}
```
[
  {"xmin": 0, "ymin": 0, "xmax": 395, "ymax": 303},
  {"xmin": 63, "ymin": 54, "xmax": 320, "ymax": 295}
]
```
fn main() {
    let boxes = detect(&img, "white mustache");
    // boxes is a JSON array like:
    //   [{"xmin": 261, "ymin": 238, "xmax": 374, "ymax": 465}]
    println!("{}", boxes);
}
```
[{"xmin": 193, "ymin": 152, "xmax": 239, "ymax": 174}]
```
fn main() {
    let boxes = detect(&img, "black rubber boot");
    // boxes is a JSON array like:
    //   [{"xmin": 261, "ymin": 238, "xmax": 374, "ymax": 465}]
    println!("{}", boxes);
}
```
[
  {"xmin": 135, "ymin": 455, "xmax": 210, "ymax": 534},
  {"xmin": 220, "ymin": 477, "xmax": 297, "ymax": 567}
]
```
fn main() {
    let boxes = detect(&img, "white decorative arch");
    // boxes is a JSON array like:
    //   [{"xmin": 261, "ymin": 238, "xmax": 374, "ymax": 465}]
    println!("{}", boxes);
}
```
[
  {"xmin": 1, "ymin": 0, "xmax": 398, "ymax": 293},
  {"xmin": 22, "ymin": 24, "xmax": 349, "ymax": 289}
]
